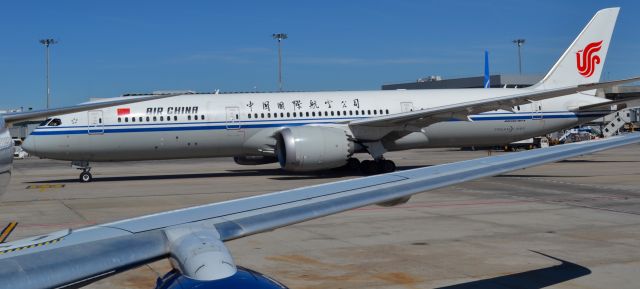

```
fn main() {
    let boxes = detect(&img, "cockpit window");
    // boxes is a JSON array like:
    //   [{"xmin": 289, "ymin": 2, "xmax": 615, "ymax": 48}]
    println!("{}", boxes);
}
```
[
  {"xmin": 39, "ymin": 118, "xmax": 52, "ymax": 126},
  {"xmin": 47, "ymin": 118, "xmax": 62, "ymax": 126}
]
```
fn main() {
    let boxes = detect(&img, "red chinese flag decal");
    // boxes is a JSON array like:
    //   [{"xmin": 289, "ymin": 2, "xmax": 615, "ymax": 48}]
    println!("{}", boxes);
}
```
[{"xmin": 117, "ymin": 108, "xmax": 130, "ymax": 116}]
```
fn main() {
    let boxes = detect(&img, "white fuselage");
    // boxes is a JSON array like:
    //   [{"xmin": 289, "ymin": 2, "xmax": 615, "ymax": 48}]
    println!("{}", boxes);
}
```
[{"xmin": 24, "ymin": 88, "xmax": 610, "ymax": 162}]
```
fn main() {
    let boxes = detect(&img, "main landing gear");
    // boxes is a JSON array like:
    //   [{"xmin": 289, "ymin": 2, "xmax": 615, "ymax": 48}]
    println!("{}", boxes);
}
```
[
  {"xmin": 72, "ymin": 161, "xmax": 93, "ymax": 183},
  {"xmin": 345, "ymin": 157, "xmax": 397, "ymax": 175}
]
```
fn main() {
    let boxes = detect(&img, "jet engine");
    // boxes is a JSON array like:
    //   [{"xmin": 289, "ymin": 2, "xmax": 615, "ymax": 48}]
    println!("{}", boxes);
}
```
[
  {"xmin": 275, "ymin": 126, "xmax": 355, "ymax": 171},
  {"xmin": 233, "ymin": 156, "xmax": 278, "ymax": 165}
]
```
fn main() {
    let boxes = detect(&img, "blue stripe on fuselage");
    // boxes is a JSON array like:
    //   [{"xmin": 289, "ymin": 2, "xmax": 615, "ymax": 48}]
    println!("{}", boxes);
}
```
[{"xmin": 29, "ymin": 112, "xmax": 610, "ymax": 136}]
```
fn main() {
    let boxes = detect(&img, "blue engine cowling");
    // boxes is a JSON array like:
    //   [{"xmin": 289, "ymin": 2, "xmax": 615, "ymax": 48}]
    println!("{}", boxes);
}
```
[{"xmin": 155, "ymin": 267, "xmax": 289, "ymax": 289}]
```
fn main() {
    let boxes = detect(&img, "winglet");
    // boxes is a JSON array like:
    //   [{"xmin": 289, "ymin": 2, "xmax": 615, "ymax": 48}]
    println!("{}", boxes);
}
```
[{"xmin": 484, "ymin": 50, "xmax": 490, "ymax": 88}]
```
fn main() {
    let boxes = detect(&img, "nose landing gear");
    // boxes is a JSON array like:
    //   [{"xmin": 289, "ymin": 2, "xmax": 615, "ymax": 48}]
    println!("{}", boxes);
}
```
[{"xmin": 72, "ymin": 161, "xmax": 93, "ymax": 183}]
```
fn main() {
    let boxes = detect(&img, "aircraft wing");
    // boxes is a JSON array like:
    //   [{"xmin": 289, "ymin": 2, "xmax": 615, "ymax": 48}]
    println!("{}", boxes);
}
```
[
  {"xmin": 2, "ymin": 93, "xmax": 184, "ymax": 125},
  {"xmin": 1, "ymin": 133, "xmax": 640, "ymax": 289},
  {"xmin": 347, "ymin": 77, "xmax": 640, "ymax": 140},
  {"xmin": 575, "ymin": 95, "xmax": 640, "ymax": 111}
]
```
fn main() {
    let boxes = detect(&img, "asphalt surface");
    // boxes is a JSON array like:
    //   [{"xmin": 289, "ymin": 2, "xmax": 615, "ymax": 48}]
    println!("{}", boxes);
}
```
[{"xmin": 2, "ymin": 145, "xmax": 640, "ymax": 289}]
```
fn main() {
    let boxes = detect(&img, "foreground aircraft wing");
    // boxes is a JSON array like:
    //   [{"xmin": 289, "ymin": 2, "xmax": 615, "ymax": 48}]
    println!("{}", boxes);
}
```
[
  {"xmin": 1, "ymin": 133, "xmax": 640, "ymax": 289},
  {"xmin": 2, "ymin": 93, "xmax": 184, "ymax": 125},
  {"xmin": 347, "ymin": 77, "xmax": 640, "ymax": 140}
]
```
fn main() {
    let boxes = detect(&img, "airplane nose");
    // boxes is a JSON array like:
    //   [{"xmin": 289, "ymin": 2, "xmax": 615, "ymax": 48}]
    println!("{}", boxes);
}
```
[{"xmin": 21, "ymin": 136, "xmax": 36, "ymax": 154}]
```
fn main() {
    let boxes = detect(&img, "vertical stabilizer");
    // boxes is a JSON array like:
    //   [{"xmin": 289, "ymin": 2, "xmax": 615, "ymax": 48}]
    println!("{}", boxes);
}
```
[{"xmin": 534, "ymin": 7, "xmax": 619, "ymax": 89}]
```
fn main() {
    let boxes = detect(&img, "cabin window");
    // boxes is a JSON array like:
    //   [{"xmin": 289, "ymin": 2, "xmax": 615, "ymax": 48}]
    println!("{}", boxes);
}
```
[
  {"xmin": 47, "ymin": 118, "xmax": 62, "ymax": 126},
  {"xmin": 99, "ymin": 118, "xmax": 103, "ymax": 124},
  {"xmin": 159, "ymin": 116, "xmax": 163, "ymax": 121},
  {"xmin": 174, "ymin": 116, "xmax": 178, "ymax": 121},
  {"xmin": 355, "ymin": 110, "xmax": 359, "ymax": 115},
  {"xmin": 267, "ymin": 113, "xmax": 271, "ymax": 118},
  {"xmin": 342, "ymin": 111, "xmax": 346, "ymax": 115},
  {"xmin": 146, "ymin": 116, "xmax": 150, "ymax": 122},
  {"xmin": 331, "ymin": 111, "xmax": 335, "ymax": 116},
  {"xmin": 367, "ymin": 110, "xmax": 371, "ymax": 115},
  {"xmin": 286, "ymin": 112, "xmax": 290, "ymax": 117},
  {"xmin": 117, "ymin": 117, "xmax": 121, "ymax": 123},
  {"xmin": 201, "ymin": 115, "xmax": 205, "ymax": 120},
  {"xmin": 153, "ymin": 116, "xmax": 157, "ymax": 121},
  {"xmin": 138, "ymin": 117, "xmax": 142, "ymax": 122},
  {"xmin": 379, "ymin": 109, "xmax": 383, "ymax": 114},
  {"xmin": 373, "ymin": 110, "xmax": 377, "ymax": 115},
  {"xmin": 311, "ymin": 111, "xmax": 315, "ymax": 117},
  {"xmin": 125, "ymin": 117, "xmax": 129, "ymax": 122},
  {"xmin": 247, "ymin": 114, "xmax": 251, "ymax": 119},
  {"xmin": 385, "ymin": 109, "xmax": 389, "ymax": 114},
  {"xmin": 40, "ymin": 118, "xmax": 52, "ymax": 126},
  {"xmin": 324, "ymin": 111, "xmax": 328, "ymax": 116},
  {"xmin": 254, "ymin": 113, "xmax": 258, "ymax": 118},
  {"xmin": 188, "ymin": 115, "xmax": 192, "ymax": 120},
  {"xmin": 337, "ymin": 111, "xmax": 341, "ymax": 116},
  {"xmin": 293, "ymin": 112, "xmax": 297, "ymax": 117},
  {"xmin": 131, "ymin": 117, "xmax": 135, "ymax": 122},
  {"xmin": 349, "ymin": 111, "xmax": 353, "ymax": 115},
  {"xmin": 273, "ymin": 113, "xmax": 277, "ymax": 118}
]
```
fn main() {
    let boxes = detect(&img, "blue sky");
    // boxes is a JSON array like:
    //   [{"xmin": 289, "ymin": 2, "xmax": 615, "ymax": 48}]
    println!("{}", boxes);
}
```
[{"xmin": 1, "ymin": 0, "xmax": 639, "ymax": 109}]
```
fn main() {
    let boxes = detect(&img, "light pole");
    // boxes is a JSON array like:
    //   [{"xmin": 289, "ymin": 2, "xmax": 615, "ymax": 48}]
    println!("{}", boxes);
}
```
[
  {"xmin": 272, "ymin": 33, "xmax": 287, "ymax": 92},
  {"xmin": 512, "ymin": 39, "xmax": 525, "ymax": 75},
  {"xmin": 39, "ymin": 38, "xmax": 57, "ymax": 109}
]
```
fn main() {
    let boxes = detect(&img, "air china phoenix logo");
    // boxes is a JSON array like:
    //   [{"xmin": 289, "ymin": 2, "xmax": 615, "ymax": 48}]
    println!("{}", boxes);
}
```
[{"xmin": 576, "ymin": 40, "xmax": 603, "ymax": 78}]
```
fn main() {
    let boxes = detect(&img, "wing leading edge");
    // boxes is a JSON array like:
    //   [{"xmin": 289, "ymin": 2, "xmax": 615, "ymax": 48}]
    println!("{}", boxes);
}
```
[{"xmin": 1, "ymin": 133, "xmax": 640, "ymax": 289}]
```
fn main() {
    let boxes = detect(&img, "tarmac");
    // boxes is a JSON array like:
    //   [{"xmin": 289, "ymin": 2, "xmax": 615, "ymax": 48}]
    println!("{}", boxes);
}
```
[{"xmin": 1, "ymin": 144, "xmax": 640, "ymax": 289}]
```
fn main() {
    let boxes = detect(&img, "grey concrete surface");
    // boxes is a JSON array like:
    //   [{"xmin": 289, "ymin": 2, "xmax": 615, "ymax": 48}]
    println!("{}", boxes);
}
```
[{"xmin": 1, "ymin": 145, "xmax": 639, "ymax": 289}]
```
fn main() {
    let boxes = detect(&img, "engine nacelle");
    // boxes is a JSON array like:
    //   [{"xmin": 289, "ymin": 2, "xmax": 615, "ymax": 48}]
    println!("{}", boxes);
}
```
[
  {"xmin": 233, "ymin": 155, "xmax": 278, "ymax": 165},
  {"xmin": 155, "ymin": 267, "xmax": 289, "ymax": 289},
  {"xmin": 275, "ymin": 126, "xmax": 354, "ymax": 172},
  {"xmin": 376, "ymin": 196, "xmax": 411, "ymax": 207}
]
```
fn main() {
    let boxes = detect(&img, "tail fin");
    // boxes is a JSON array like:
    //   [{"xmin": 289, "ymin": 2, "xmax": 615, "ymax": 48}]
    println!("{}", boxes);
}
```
[
  {"xmin": 534, "ymin": 7, "xmax": 619, "ymax": 89},
  {"xmin": 484, "ymin": 50, "xmax": 490, "ymax": 88}
]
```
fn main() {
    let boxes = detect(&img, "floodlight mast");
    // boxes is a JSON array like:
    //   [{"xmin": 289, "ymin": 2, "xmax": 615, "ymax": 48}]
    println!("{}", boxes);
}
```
[
  {"xmin": 512, "ymin": 39, "xmax": 525, "ymax": 75},
  {"xmin": 272, "ymin": 33, "xmax": 288, "ymax": 92},
  {"xmin": 39, "ymin": 38, "xmax": 58, "ymax": 109}
]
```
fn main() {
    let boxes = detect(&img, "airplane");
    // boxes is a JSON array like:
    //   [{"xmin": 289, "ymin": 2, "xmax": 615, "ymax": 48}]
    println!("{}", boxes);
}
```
[
  {"xmin": 21, "ymin": 8, "xmax": 640, "ymax": 182},
  {"xmin": 2, "ymin": 126, "xmax": 640, "ymax": 288},
  {"xmin": 0, "ymin": 93, "xmax": 188, "ymax": 200}
]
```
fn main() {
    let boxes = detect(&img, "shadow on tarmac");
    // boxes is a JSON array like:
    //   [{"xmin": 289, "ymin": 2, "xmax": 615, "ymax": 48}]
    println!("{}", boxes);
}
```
[
  {"xmin": 437, "ymin": 251, "xmax": 591, "ymax": 289},
  {"xmin": 25, "ymin": 165, "xmax": 429, "ymax": 183}
]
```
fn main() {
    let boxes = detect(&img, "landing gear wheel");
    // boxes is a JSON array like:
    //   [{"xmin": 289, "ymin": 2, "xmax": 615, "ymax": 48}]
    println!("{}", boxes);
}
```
[
  {"xmin": 360, "ymin": 160, "xmax": 379, "ymax": 175},
  {"xmin": 346, "ymin": 158, "xmax": 360, "ymax": 170},
  {"xmin": 79, "ymin": 171, "xmax": 93, "ymax": 183},
  {"xmin": 381, "ymin": 160, "xmax": 396, "ymax": 173}
]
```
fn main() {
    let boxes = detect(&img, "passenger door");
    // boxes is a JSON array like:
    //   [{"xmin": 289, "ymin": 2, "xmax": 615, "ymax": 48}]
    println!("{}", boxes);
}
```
[
  {"xmin": 225, "ymin": 107, "xmax": 241, "ymax": 130},
  {"xmin": 87, "ymin": 110, "xmax": 104, "ymax": 135},
  {"xmin": 400, "ymin": 102, "xmax": 414, "ymax": 113}
]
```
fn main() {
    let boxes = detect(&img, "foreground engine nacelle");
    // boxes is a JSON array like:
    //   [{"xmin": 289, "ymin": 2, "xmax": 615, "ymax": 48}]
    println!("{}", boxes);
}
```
[
  {"xmin": 155, "ymin": 267, "xmax": 289, "ymax": 289},
  {"xmin": 275, "ymin": 126, "xmax": 355, "ymax": 171},
  {"xmin": 233, "ymin": 156, "xmax": 278, "ymax": 165},
  {"xmin": 376, "ymin": 196, "xmax": 411, "ymax": 207}
]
